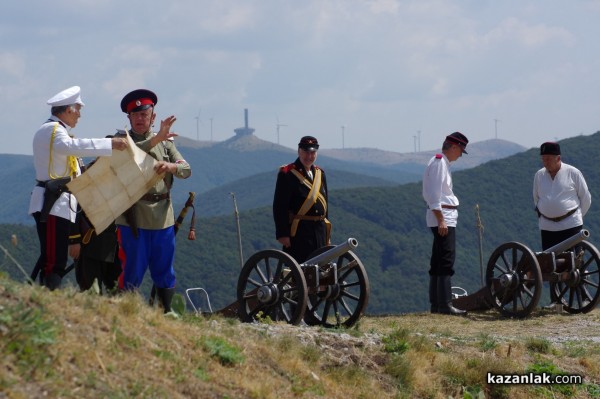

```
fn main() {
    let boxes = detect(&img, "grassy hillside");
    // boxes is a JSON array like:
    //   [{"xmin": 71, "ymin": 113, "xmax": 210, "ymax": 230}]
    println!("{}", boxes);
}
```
[{"xmin": 1, "ymin": 274, "xmax": 600, "ymax": 398}]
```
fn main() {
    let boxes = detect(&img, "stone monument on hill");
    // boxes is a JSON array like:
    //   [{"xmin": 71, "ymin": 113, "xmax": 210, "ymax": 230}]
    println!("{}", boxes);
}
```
[{"xmin": 234, "ymin": 108, "xmax": 255, "ymax": 137}]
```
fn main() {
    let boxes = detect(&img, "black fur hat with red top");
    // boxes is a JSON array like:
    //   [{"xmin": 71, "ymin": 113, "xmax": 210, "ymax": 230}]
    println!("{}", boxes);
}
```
[{"xmin": 120, "ymin": 89, "xmax": 158, "ymax": 113}]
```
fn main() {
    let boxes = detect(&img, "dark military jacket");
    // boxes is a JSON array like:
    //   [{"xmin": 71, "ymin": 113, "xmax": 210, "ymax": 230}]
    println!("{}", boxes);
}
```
[{"xmin": 272, "ymin": 158, "xmax": 328, "ymax": 240}]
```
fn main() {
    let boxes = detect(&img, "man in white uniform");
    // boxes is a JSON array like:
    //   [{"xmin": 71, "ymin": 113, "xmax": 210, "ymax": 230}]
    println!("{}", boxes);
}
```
[
  {"xmin": 29, "ymin": 86, "xmax": 128, "ymax": 290},
  {"xmin": 534, "ymin": 141, "xmax": 591, "ymax": 250},
  {"xmin": 422, "ymin": 132, "xmax": 469, "ymax": 315}
]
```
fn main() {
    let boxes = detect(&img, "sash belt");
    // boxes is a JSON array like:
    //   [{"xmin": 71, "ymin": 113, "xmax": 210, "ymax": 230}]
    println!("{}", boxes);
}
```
[{"xmin": 289, "ymin": 214, "xmax": 326, "ymax": 222}]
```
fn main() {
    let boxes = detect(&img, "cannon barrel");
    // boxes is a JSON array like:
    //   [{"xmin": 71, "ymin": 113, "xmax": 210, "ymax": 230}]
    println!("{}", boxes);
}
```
[
  {"xmin": 303, "ymin": 238, "xmax": 358, "ymax": 267},
  {"xmin": 542, "ymin": 229, "xmax": 590, "ymax": 255}
]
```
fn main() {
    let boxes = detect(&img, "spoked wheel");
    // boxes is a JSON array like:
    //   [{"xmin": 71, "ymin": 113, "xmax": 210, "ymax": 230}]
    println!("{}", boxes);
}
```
[
  {"xmin": 550, "ymin": 241, "xmax": 600, "ymax": 314},
  {"xmin": 303, "ymin": 246, "xmax": 370, "ymax": 328},
  {"xmin": 237, "ymin": 250, "xmax": 307, "ymax": 325},
  {"xmin": 486, "ymin": 242, "xmax": 542, "ymax": 318}
]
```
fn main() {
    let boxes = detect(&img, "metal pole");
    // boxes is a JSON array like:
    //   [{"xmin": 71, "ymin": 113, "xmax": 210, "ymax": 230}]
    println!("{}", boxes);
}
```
[
  {"xmin": 0, "ymin": 243, "xmax": 34, "ymax": 284},
  {"xmin": 230, "ymin": 192, "xmax": 244, "ymax": 269},
  {"xmin": 475, "ymin": 204, "xmax": 484, "ymax": 287}
]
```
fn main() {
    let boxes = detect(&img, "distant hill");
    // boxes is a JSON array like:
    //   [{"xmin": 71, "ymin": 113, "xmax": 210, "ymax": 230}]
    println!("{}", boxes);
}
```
[
  {"xmin": 196, "ymin": 168, "xmax": 397, "ymax": 217},
  {"xmin": 320, "ymin": 138, "xmax": 527, "ymax": 174},
  {"xmin": 0, "ymin": 135, "xmax": 525, "ymax": 224},
  {"xmin": 3, "ymin": 132, "xmax": 598, "ymax": 314}
]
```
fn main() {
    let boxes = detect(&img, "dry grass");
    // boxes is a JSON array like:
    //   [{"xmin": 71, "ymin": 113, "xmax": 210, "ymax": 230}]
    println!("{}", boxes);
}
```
[{"xmin": 2, "ymin": 273, "xmax": 600, "ymax": 398}]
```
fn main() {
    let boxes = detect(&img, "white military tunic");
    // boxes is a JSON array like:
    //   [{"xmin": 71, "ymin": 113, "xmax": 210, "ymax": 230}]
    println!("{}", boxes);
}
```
[
  {"xmin": 533, "ymin": 162, "xmax": 591, "ymax": 231},
  {"xmin": 422, "ymin": 153, "xmax": 459, "ymax": 228},
  {"xmin": 28, "ymin": 115, "xmax": 113, "ymax": 222}
]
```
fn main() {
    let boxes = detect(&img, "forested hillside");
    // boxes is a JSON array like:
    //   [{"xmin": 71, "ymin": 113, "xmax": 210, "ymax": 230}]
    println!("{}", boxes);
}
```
[
  {"xmin": 0, "ymin": 136, "xmax": 523, "ymax": 224},
  {"xmin": 1, "ymin": 132, "xmax": 597, "ymax": 314}
]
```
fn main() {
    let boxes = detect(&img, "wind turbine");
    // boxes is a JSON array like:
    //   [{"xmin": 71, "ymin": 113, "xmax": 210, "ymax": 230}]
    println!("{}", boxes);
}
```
[
  {"xmin": 276, "ymin": 117, "xmax": 287, "ymax": 145},
  {"xmin": 194, "ymin": 109, "xmax": 202, "ymax": 141},
  {"xmin": 494, "ymin": 119, "xmax": 500, "ymax": 139}
]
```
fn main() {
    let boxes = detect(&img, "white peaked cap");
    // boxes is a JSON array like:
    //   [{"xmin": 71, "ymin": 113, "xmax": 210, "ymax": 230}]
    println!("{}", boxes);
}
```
[{"xmin": 47, "ymin": 86, "xmax": 85, "ymax": 107}]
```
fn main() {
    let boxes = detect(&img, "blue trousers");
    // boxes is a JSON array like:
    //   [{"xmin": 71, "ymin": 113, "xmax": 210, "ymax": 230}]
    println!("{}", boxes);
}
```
[{"xmin": 117, "ymin": 225, "xmax": 176, "ymax": 290}]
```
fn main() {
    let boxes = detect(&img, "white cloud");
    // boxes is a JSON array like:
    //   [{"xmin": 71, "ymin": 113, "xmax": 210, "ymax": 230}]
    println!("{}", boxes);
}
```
[{"xmin": 1, "ymin": 0, "xmax": 599, "ymax": 155}]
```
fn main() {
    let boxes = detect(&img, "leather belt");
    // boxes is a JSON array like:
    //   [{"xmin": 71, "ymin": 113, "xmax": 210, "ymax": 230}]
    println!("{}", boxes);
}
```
[
  {"xmin": 536, "ymin": 207, "xmax": 578, "ymax": 222},
  {"xmin": 441, "ymin": 204, "xmax": 458, "ymax": 209},
  {"xmin": 141, "ymin": 192, "xmax": 170, "ymax": 202}
]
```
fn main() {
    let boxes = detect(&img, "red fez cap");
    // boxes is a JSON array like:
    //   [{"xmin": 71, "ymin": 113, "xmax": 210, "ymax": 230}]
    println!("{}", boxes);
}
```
[
  {"xmin": 445, "ymin": 131, "xmax": 469, "ymax": 154},
  {"xmin": 120, "ymin": 89, "xmax": 158, "ymax": 113}
]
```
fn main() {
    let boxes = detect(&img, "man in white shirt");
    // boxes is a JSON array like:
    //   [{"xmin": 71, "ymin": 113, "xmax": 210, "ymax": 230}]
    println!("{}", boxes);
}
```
[
  {"xmin": 422, "ymin": 132, "xmax": 469, "ymax": 315},
  {"xmin": 534, "ymin": 141, "xmax": 591, "ymax": 250},
  {"xmin": 29, "ymin": 86, "xmax": 128, "ymax": 290}
]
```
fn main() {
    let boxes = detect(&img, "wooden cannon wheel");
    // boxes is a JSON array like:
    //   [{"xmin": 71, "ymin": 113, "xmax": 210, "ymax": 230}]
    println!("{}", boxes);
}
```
[
  {"xmin": 236, "ymin": 250, "xmax": 308, "ymax": 325},
  {"xmin": 302, "ymin": 246, "xmax": 370, "ymax": 328},
  {"xmin": 550, "ymin": 240, "xmax": 600, "ymax": 314},
  {"xmin": 486, "ymin": 242, "xmax": 543, "ymax": 318}
]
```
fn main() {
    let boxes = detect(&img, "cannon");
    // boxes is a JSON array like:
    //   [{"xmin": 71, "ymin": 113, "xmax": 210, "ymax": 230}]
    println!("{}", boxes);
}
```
[
  {"xmin": 455, "ymin": 229, "xmax": 600, "ymax": 318},
  {"xmin": 235, "ymin": 238, "xmax": 370, "ymax": 327}
]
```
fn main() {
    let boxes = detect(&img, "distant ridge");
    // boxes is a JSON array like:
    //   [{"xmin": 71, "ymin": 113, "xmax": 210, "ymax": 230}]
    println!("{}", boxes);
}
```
[
  {"xmin": 0, "ymin": 135, "xmax": 527, "ymax": 225},
  {"xmin": 320, "ymin": 138, "xmax": 527, "ymax": 169}
]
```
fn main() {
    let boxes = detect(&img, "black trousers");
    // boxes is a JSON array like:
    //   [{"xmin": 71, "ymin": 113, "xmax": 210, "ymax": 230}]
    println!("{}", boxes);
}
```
[
  {"xmin": 541, "ymin": 225, "xmax": 583, "ymax": 251},
  {"xmin": 284, "ymin": 220, "xmax": 327, "ymax": 264},
  {"xmin": 540, "ymin": 225, "xmax": 583, "ymax": 304},
  {"xmin": 429, "ymin": 226, "xmax": 456, "ymax": 276},
  {"xmin": 76, "ymin": 257, "xmax": 121, "ymax": 293},
  {"xmin": 33, "ymin": 212, "xmax": 70, "ymax": 281}
]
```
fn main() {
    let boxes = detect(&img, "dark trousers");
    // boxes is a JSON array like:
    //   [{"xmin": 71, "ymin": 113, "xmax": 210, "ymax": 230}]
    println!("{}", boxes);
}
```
[
  {"xmin": 429, "ymin": 226, "xmax": 456, "ymax": 276},
  {"xmin": 33, "ymin": 211, "xmax": 70, "ymax": 284},
  {"xmin": 76, "ymin": 257, "xmax": 121, "ymax": 293},
  {"xmin": 284, "ymin": 221, "xmax": 327, "ymax": 264},
  {"xmin": 541, "ymin": 225, "xmax": 583, "ymax": 251}
]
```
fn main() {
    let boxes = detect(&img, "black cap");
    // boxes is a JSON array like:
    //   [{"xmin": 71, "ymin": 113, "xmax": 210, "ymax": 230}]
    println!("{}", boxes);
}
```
[
  {"xmin": 298, "ymin": 136, "xmax": 319, "ymax": 151},
  {"xmin": 445, "ymin": 132, "xmax": 469, "ymax": 154},
  {"xmin": 540, "ymin": 142, "xmax": 560, "ymax": 155},
  {"xmin": 120, "ymin": 89, "xmax": 158, "ymax": 113}
]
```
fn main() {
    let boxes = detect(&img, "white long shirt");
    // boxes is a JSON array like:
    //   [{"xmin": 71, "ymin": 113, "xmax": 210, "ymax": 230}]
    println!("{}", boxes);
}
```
[
  {"xmin": 28, "ymin": 116, "xmax": 113, "ymax": 222},
  {"xmin": 533, "ymin": 162, "xmax": 591, "ymax": 232},
  {"xmin": 422, "ymin": 153, "xmax": 458, "ymax": 228}
]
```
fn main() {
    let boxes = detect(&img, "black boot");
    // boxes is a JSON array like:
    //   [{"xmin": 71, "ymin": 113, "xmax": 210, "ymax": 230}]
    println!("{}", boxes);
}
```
[
  {"xmin": 429, "ymin": 275, "xmax": 439, "ymax": 313},
  {"xmin": 438, "ymin": 275, "xmax": 467, "ymax": 316},
  {"xmin": 156, "ymin": 287, "xmax": 175, "ymax": 314},
  {"xmin": 44, "ymin": 272, "xmax": 62, "ymax": 291}
]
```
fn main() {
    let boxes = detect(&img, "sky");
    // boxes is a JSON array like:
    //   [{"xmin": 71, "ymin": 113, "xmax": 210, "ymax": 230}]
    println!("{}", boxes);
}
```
[{"xmin": 2, "ymin": 0, "xmax": 600, "ymax": 155}]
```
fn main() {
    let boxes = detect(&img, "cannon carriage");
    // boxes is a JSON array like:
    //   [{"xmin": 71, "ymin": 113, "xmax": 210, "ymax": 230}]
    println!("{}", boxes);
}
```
[
  {"xmin": 236, "ymin": 238, "xmax": 370, "ymax": 327},
  {"xmin": 456, "ymin": 229, "xmax": 600, "ymax": 318},
  {"xmin": 186, "ymin": 238, "xmax": 370, "ymax": 327}
]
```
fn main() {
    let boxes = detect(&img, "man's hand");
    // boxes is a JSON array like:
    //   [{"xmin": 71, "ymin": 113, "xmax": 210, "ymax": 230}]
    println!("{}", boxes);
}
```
[
  {"xmin": 432, "ymin": 209, "xmax": 448, "ymax": 236},
  {"xmin": 278, "ymin": 237, "xmax": 291, "ymax": 248},
  {"xmin": 69, "ymin": 243, "xmax": 81, "ymax": 260},
  {"xmin": 154, "ymin": 161, "xmax": 176, "ymax": 175},
  {"xmin": 437, "ymin": 220, "xmax": 449, "ymax": 236},
  {"xmin": 154, "ymin": 115, "xmax": 178, "ymax": 145},
  {"xmin": 111, "ymin": 137, "xmax": 128, "ymax": 150}
]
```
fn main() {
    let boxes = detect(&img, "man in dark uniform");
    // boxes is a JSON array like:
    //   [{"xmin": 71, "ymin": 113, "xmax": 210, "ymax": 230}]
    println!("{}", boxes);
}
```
[
  {"xmin": 75, "ymin": 221, "xmax": 121, "ymax": 294},
  {"xmin": 273, "ymin": 136, "xmax": 330, "ymax": 263}
]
